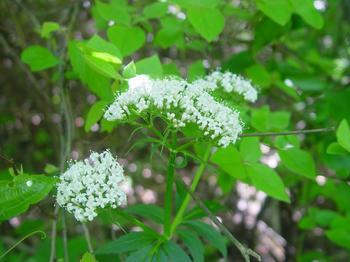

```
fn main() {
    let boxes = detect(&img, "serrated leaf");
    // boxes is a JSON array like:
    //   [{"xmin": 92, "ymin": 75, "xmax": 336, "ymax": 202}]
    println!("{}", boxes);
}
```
[
  {"xmin": 336, "ymin": 119, "xmax": 350, "ymax": 152},
  {"xmin": 107, "ymin": 25, "xmax": 146, "ymax": 56},
  {"xmin": 84, "ymin": 100, "xmax": 109, "ymax": 132},
  {"xmin": 178, "ymin": 230, "xmax": 204, "ymax": 262},
  {"xmin": 0, "ymin": 174, "xmax": 56, "ymax": 221},
  {"xmin": 184, "ymin": 221, "xmax": 227, "ymax": 258},
  {"xmin": 21, "ymin": 45, "xmax": 60, "ymax": 71},
  {"xmin": 279, "ymin": 148, "xmax": 316, "ymax": 178},
  {"xmin": 187, "ymin": 7, "xmax": 225, "ymax": 42},
  {"xmin": 246, "ymin": 163, "xmax": 290, "ymax": 202}
]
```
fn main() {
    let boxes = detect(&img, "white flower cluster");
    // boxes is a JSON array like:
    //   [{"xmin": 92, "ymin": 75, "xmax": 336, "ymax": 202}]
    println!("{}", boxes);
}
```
[
  {"xmin": 56, "ymin": 150, "xmax": 126, "ymax": 222},
  {"xmin": 104, "ymin": 71, "xmax": 257, "ymax": 147}
]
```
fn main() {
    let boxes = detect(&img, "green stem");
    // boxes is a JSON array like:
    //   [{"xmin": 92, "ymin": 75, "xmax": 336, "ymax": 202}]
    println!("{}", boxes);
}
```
[
  {"xmin": 164, "ymin": 133, "xmax": 177, "ymax": 237},
  {"xmin": 169, "ymin": 144, "xmax": 212, "ymax": 237}
]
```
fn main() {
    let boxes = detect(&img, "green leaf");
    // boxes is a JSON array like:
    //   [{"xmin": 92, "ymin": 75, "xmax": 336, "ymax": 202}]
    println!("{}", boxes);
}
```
[
  {"xmin": 162, "ymin": 240, "xmax": 191, "ymax": 262},
  {"xmin": 125, "ymin": 244, "xmax": 153, "ymax": 262},
  {"xmin": 125, "ymin": 204, "xmax": 164, "ymax": 224},
  {"xmin": 325, "ymin": 229, "xmax": 350, "ymax": 250},
  {"xmin": 184, "ymin": 221, "xmax": 227, "ymax": 258},
  {"xmin": 188, "ymin": 60, "xmax": 205, "ymax": 81},
  {"xmin": 44, "ymin": 164, "xmax": 59, "ymax": 175},
  {"xmin": 40, "ymin": 22, "xmax": 60, "ymax": 39},
  {"xmin": 291, "ymin": 0, "xmax": 324, "ymax": 29},
  {"xmin": 95, "ymin": 232, "xmax": 155, "ymax": 255},
  {"xmin": 211, "ymin": 146, "xmax": 247, "ymax": 180},
  {"xmin": 336, "ymin": 119, "xmax": 350, "ymax": 152},
  {"xmin": 123, "ymin": 61, "xmax": 136, "ymax": 78},
  {"xmin": 107, "ymin": 25, "xmax": 146, "ymax": 56},
  {"xmin": 135, "ymin": 55, "xmax": 163, "ymax": 77},
  {"xmin": 95, "ymin": 0, "xmax": 130, "ymax": 26},
  {"xmin": 80, "ymin": 252, "xmax": 96, "ymax": 262},
  {"xmin": 87, "ymin": 34, "xmax": 123, "ymax": 60},
  {"xmin": 178, "ymin": 230, "xmax": 204, "ymax": 262},
  {"xmin": 256, "ymin": 0, "xmax": 293, "ymax": 26},
  {"xmin": 21, "ymin": 45, "xmax": 60, "ymax": 71},
  {"xmin": 246, "ymin": 163, "xmax": 290, "ymax": 202},
  {"xmin": 83, "ymin": 53, "xmax": 119, "ymax": 79},
  {"xmin": 251, "ymin": 106, "xmax": 290, "ymax": 131},
  {"xmin": 0, "ymin": 174, "xmax": 56, "ymax": 221},
  {"xmin": 143, "ymin": 2, "xmax": 168, "ymax": 19},
  {"xmin": 84, "ymin": 100, "xmax": 109, "ymax": 132},
  {"xmin": 173, "ymin": 0, "xmax": 220, "ymax": 9},
  {"xmin": 187, "ymin": 7, "xmax": 225, "ymax": 42},
  {"xmin": 327, "ymin": 142, "xmax": 349, "ymax": 155},
  {"xmin": 245, "ymin": 64, "xmax": 272, "ymax": 88},
  {"xmin": 279, "ymin": 148, "xmax": 316, "ymax": 178},
  {"xmin": 68, "ymin": 41, "xmax": 113, "ymax": 101},
  {"xmin": 239, "ymin": 137, "xmax": 261, "ymax": 163}
]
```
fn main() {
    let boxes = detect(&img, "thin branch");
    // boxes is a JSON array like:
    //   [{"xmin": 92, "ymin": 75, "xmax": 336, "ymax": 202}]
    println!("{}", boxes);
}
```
[
  {"xmin": 239, "ymin": 127, "xmax": 335, "ymax": 138},
  {"xmin": 179, "ymin": 179, "xmax": 261, "ymax": 262},
  {"xmin": 82, "ymin": 224, "xmax": 94, "ymax": 253}
]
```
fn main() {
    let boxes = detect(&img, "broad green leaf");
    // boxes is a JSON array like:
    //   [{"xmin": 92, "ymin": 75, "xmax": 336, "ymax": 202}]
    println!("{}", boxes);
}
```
[
  {"xmin": 95, "ymin": 232, "xmax": 155, "ymax": 254},
  {"xmin": 162, "ymin": 240, "xmax": 191, "ymax": 262},
  {"xmin": 0, "ymin": 174, "xmax": 56, "ymax": 221},
  {"xmin": 163, "ymin": 63, "xmax": 181, "ymax": 76},
  {"xmin": 325, "ymin": 229, "xmax": 350, "ymax": 250},
  {"xmin": 211, "ymin": 146, "xmax": 247, "ymax": 180},
  {"xmin": 68, "ymin": 41, "xmax": 113, "ymax": 101},
  {"xmin": 246, "ymin": 163, "xmax": 290, "ymax": 202},
  {"xmin": 125, "ymin": 204, "xmax": 164, "ymax": 224},
  {"xmin": 173, "ymin": 0, "xmax": 220, "ymax": 9},
  {"xmin": 239, "ymin": 137, "xmax": 261, "ymax": 163},
  {"xmin": 107, "ymin": 25, "xmax": 146, "ymax": 56},
  {"xmin": 217, "ymin": 171, "xmax": 235, "ymax": 194},
  {"xmin": 154, "ymin": 28, "xmax": 184, "ymax": 49},
  {"xmin": 143, "ymin": 2, "xmax": 168, "ymax": 19},
  {"xmin": 256, "ymin": 0, "xmax": 293, "ymax": 26},
  {"xmin": 336, "ymin": 119, "xmax": 350, "ymax": 152},
  {"xmin": 184, "ymin": 220, "xmax": 227, "ymax": 258},
  {"xmin": 178, "ymin": 230, "xmax": 204, "ymax": 262},
  {"xmin": 95, "ymin": 0, "xmax": 130, "ymax": 25},
  {"xmin": 188, "ymin": 60, "xmax": 205, "ymax": 81},
  {"xmin": 327, "ymin": 142, "xmax": 349, "ymax": 155},
  {"xmin": 245, "ymin": 64, "xmax": 272, "ymax": 88},
  {"xmin": 187, "ymin": 7, "xmax": 225, "ymax": 42},
  {"xmin": 123, "ymin": 61, "xmax": 136, "ymax": 78},
  {"xmin": 291, "ymin": 0, "xmax": 324, "ymax": 29},
  {"xmin": 84, "ymin": 100, "xmax": 109, "ymax": 132},
  {"xmin": 21, "ymin": 45, "xmax": 60, "ymax": 71},
  {"xmin": 87, "ymin": 34, "xmax": 123, "ymax": 60},
  {"xmin": 80, "ymin": 252, "xmax": 96, "ymax": 262},
  {"xmin": 83, "ymin": 54, "xmax": 119, "ymax": 79},
  {"xmin": 44, "ymin": 164, "xmax": 59, "ymax": 175},
  {"xmin": 40, "ymin": 22, "xmax": 60, "ymax": 39},
  {"xmin": 279, "ymin": 148, "xmax": 316, "ymax": 178},
  {"xmin": 251, "ymin": 106, "xmax": 290, "ymax": 131},
  {"xmin": 135, "ymin": 55, "xmax": 163, "ymax": 77}
]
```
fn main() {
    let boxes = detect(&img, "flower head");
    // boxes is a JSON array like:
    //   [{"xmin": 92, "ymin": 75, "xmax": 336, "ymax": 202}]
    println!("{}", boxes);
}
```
[
  {"xmin": 56, "ymin": 150, "xmax": 126, "ymax": 222},
  {"xmin": 104, "ymin": 71, "xmax": 257, "ymax": 147}
]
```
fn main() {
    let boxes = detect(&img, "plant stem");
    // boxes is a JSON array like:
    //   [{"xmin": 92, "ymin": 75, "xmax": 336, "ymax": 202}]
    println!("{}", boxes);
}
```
[
  {"xmin": 164, "ymin": 132, "xmax": 177, "ymax": 237},
  {"xmin": 82, "ymin": 223, "xmax": 94, "ymax": 253},
  {"xmin": 239, "ymin": 127, "xmax": 335, "ymax": 138},
  {"xmin": 169, "ymin": 144, "xmax": 212, "ymax": 237}
]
